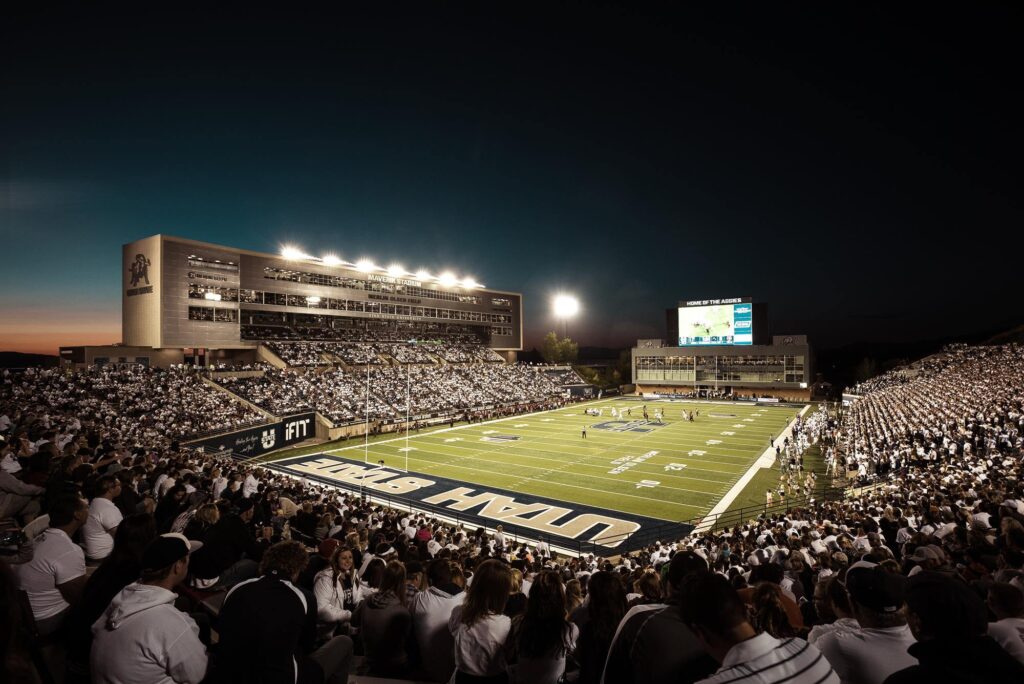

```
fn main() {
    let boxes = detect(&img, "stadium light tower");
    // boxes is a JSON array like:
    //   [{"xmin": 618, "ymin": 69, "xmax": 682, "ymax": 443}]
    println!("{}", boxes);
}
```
[{"xmin": 552, "ymin": 294, "xmax": 580, "ymax": 338}]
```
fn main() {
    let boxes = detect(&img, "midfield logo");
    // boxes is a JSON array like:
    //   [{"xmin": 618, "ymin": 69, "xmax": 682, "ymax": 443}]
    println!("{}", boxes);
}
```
[
  {"xmin": 480, "ymin": 435, "xmax": 521, "ymax": 443},
  {"xmin": 591, "ymin": 420, "xmax": 660, "ymax": 433}
]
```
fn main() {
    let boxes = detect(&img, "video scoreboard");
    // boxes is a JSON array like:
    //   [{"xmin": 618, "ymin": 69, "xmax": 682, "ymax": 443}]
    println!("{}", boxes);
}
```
[{"xmin": 677, "ymin": 297, "xmax": 753, "ymax": 346}]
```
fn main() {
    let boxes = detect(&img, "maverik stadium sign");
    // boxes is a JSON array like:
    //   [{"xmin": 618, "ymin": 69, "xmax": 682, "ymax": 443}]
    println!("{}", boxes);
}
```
[{"xmin": 269, "ymin": 452, "xmax": 690, "ymax": 552}]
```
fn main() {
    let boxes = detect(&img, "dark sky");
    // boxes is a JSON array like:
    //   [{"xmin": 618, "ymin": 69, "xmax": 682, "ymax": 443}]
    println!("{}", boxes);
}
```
[{"xmin": 2, "ymin": 3, "xmax": 1021, "ymax": 354}]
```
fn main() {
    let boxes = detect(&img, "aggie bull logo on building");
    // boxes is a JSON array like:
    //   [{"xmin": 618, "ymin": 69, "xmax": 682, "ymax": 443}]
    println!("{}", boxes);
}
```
[{"xmin": 127, "ymin": 253, "xmax": 154, "ymax": 296}]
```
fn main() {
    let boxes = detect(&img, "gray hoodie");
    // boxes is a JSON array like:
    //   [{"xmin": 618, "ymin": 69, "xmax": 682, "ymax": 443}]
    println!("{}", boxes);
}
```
[{"xmin": 91, "ymin": 582, "xmax": 208, "ymax": 684}]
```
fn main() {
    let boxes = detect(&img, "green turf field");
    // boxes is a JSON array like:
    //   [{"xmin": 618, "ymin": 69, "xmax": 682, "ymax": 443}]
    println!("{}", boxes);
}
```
[{"xmin": 271, "ymin": 398, "xmax": 803, "ymax": 523}]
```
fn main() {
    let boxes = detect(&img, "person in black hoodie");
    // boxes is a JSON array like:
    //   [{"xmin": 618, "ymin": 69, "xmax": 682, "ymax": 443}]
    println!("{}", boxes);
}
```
[
  {"xmin": 215, "ymin": 540, "xmax": 353, "ymax": 684},
  {"xmin": 884, "ymin": 571, "xmax": 1024, "ymax": 684},
  {"xmin": 188, "ymin": 498, "xmax": 267, "ymax": 589}
]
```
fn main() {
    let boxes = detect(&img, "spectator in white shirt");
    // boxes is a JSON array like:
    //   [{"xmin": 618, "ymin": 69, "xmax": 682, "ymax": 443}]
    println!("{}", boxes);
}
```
[
  {"xmin": 816, "ymin": 562, "xmax": 917, "ymax": 683},
  {"xmin": 13, "ymin": 493, "xmax": 90, "ymax": 635},
  {"xmin": 679, "ymin": 573, "xmax": 839, "ymax": 684},
  {"xmin": 0, "ymin": 461, "xmax": 44, "ymax": 522},
  {"xmin": 987, "ymin": 582, "xmax": 1024, "ymax": 665},
  {"xmin": 82, "ymin": 475, "xmax": 124, "ymax": 562},
  {"xmin": 242, "ymin": 470, "xmax": 259, "ymax": 498},
  {"xmin": 411, "ymin": 558, "xmax": 465, "ymax": 682},
  {"xmin": 450, "ymin": 559, "xmax": 513, "ymax": 682}
]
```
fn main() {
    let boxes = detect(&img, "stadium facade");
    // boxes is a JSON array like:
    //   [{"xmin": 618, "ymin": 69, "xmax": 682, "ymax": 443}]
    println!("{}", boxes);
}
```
[
  {"xmin": 63, "ymin": 234, "xmax": 523, "ymax": 366},
  {"xmin": 631, "ymin": 299, "xmax": 813, "ymax": 399}
]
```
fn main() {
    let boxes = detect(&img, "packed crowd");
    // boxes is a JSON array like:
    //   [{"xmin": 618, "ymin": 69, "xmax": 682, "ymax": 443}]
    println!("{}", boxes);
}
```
[
  {"xmin": 217, "ymin": 367, "xmax": 396, "ymax": 424},
  {"xmin": 3, "ymin": 343, "xmax": 1024, "ymax": 684},
  {"xmin": 541, "ymin": 368, "xmax": 588, "ymax": 386},
  {"xmin": 0, "ymin": 366, "xmax": 264, "ymax": 447},
  {"xmin": 217, "ymin": 362, "xmax": 565, "ymax": 425},
  {"xmin": 267, "ymin": 341, "xmax": 505, "ymax": 367}
]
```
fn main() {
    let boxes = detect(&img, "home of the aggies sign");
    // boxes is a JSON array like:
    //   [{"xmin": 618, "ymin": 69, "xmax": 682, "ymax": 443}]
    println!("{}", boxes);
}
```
[{"xmin": 269, "ymin": 452, "xmax": 691, "ymax": 552}]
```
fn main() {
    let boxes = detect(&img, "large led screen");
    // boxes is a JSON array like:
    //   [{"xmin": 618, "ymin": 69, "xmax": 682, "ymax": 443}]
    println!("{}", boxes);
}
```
[{"xmin": 678, "ymin": 302, "xmax": 752, "ymax": 346}]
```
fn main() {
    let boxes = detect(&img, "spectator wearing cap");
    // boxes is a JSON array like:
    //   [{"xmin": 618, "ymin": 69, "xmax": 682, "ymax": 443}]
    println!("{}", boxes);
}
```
[
  {"xmin": 816, "ymin": 562, "xmax": 917, "ymax": 683},
  {"xmin": 986, "ymin": 582, "xmax": 1024, "ymax": 665},
  {"xmin": 215, "ymin": 540, "xmax": 354, "ymax": 684},
  {"xmin": 90, "ymin": 533, "xmax": 208, "ymax": 684},
  {"xmin": 884, "ymin": 572, "xmax": 1024, "ymax": 683},
  {"xmin": 679, "ymin": 573, "xmax": 838, "ymax": 684},
  {"xmin": 601, "ymin": 551, "xmax": 718, "ymax": 684},
  {"xmin": 188, "ymin": 498, "xmax": 266, "ymax": 589}
]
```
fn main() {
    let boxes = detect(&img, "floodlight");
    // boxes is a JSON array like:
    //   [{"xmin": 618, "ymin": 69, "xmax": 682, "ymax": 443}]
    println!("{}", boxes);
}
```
[
  {"xmin": 387, "ymin": 263, "xmax": 405, "ymax": 277},
  {"xmin": 552, "ymin": 294, "xmax": 580, "ymax": 318},
  {"xmin": 438, "ymin": 271, "xmax": 457, "ymax": 287},
  {"xmin": 281, "ymin": 245, "xmax": 306, "ymax": 261},
  {"xmin": 355, "ymin": 259, "xmax": 376, "ymax": 273},
  {"xmin": 415, "ymin": 269, "xmax": 432, "ymax": 281},
  {"xmin": 322, "ymin": 254, "xmax": 341, "ymax": 266},
  {"xmin": 461, "ymin": 277, "xmax": 480, "ymax": 289}
]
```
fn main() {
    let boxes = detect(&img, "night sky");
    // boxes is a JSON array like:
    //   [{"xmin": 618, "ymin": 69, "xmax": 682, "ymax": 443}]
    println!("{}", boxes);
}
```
[{"xmin": 2, "ymin": 3, "xmax": 1020, "ymax": 355}]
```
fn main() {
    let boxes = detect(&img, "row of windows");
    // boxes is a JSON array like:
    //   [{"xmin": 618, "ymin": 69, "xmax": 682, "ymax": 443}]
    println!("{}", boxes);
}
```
[
  {"xmin": 635, "ymin": 355, "xmax": 804, "ymax": 368},
  {"xmin": 264, "ymin": 267, "xmax": 485, "ymax": 305},
  {"xmin": 635, "ymin": 369, "xmax": 805, "ymax": 384},
  {"xmin": 187, "ymin": 257, "xmax": 239, "ymax": 273},
  {"xmin": 490, "ymin": 326, "xmax": 513, "ymax": 337},
  {"xmin": 188, "ymin": 283, "xmax": 514, "ymax": 325},
  {"xmin": 188, "ymin": 306, "xmax": 239, "ymax": 322}
]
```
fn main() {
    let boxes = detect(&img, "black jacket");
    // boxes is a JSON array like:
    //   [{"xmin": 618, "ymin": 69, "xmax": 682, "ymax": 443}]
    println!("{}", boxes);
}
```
[
  {"xmin": 884, "ymin": 635, "xmax": 1024, "ymax": 684},
  {"xmin": 215, "ymin": 574, "xmax": 323, "ymax": 684},
  {"xmin": 189, "ymin": 513, "xmax": 265, "ymax": 579},
  {"xmin": 601, "ymin": 602, "xmax": 718, "ymax": 684}
]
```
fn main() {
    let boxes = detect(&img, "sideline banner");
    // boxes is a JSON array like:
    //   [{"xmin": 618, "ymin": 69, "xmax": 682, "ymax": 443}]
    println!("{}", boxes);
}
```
[{"xmin": 186, "ymin": 413, "xmax": 315, "ymax": 457}]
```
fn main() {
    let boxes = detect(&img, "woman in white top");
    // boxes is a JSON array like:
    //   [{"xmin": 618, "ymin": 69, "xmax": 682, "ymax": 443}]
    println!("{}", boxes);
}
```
[
  {"xmin": 313, "ymin": 546, "xmax": 372, "ymax": 638},
  {"xmin": 449, "ymin": 559, "xmax": 514, "ymax": 683}
]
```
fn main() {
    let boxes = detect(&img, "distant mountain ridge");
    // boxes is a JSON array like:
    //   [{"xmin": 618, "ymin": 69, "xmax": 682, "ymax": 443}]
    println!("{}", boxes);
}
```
[{"xmin": 0, "ymin": 351, "xmax": 59, "ymax": 369}]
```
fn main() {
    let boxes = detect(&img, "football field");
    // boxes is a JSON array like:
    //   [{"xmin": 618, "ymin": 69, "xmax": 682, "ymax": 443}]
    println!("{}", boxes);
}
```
[{"xmin": 268, "ymin": 398, "xmax": 802, "ymax": 525}]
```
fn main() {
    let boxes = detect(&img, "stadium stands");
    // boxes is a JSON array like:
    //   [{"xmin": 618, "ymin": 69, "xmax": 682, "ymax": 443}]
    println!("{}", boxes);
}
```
[{"xmin": 2, "ymin": 343, "xmax": 1024, "ymax": 683}]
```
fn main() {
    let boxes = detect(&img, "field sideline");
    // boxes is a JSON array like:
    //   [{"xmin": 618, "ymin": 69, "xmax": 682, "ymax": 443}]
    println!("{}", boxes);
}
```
[{"xmin": 265, "ymin": 398, "xmax": 802, "ymax": 523}]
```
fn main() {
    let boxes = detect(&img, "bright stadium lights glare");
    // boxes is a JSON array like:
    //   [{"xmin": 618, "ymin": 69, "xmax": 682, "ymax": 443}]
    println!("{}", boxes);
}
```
[
  {"xmin": 438, "ymin": 271, "xmax": 458, "ymax": 287},
  {"xmin": 552, "ymin": 294, "xmax": 580, "ymax": 318},
  {"xmin": 387, "ymin": 263, "xmax": 405, "ymax": 277},
  {"xmin": 461, "ymin": 277, "xmax": 481, "ymax": 289},
  {"xmin": 322, "ymin": 254, "xmax": 341, "ymax": 266},
  {"xmin": 355, "ymin": 259, "xmax": 376, "ymax": 272},
  {"xmin": 415, "ymin": 269, "xmax": 432, "ymax": 281},
  {"xmin": 307, "ymin": 296, "xmax": 321, "ymax": 304},
  {"xmin": 280, "ymin": 245, "xmax": 307, "ymax": 261},
  {"xmin": 204, "ymin": 292, "xmax": 222, "ymax": 301}
]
